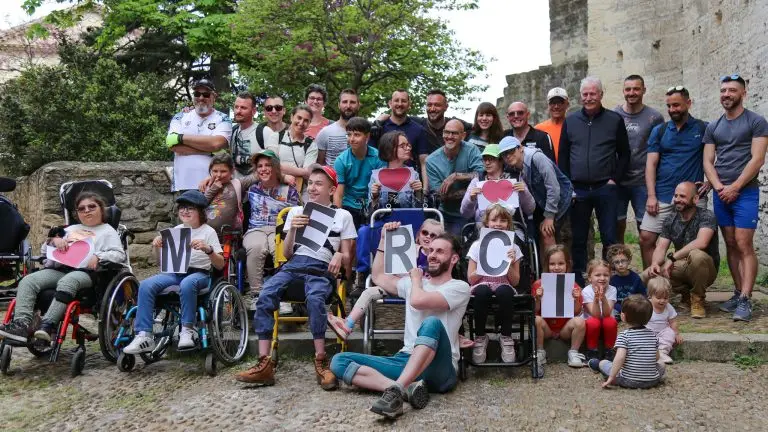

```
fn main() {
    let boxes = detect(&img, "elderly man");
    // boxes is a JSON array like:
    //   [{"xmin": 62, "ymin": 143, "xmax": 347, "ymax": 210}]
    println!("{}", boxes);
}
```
[
  {"xmin": 559, "ymin": 76, "xmax": 630, "ymax": 286},
  {"xmin": 426, "ymin": 119, "xmax": 484, "ymax": 235},
  {"xmin": 535, "ymin": 87, "xmax": 570, "ymax": 163},
  {"xmin": 642, "ymin": 182, "xmax": 719, "ymax": 319},
  {"xmin": 167, "ymin": 79, "xmax": 232, "ymax": 192},
  {"xmin": 704, "ymin": 74, "xmax": 768, "ymax": 321},
  {"xmin": 503, "ymin": 101, "xmax": 556, "ymax": 162}
]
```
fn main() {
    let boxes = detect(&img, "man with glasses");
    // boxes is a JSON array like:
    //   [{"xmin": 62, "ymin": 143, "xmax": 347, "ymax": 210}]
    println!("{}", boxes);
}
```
[
  {"xmin": 316, "ymin": 88, "xmax": 361, "ymax": 167},
  {"xmin": 703, "ymin": 74, "xmax": 768, "ymax": 321},
  {"xmin": 535, "ymin": 87, "xmax": 570, "ymax": 163},
  {"xmin": 614, "ymin": 75, "xmax": 664, "ymax": 246},
  {"xmin": 426, "ymin": 119, "xmax": 484, "ymax": 235},
  {"xmin": 502, "ymin": 101, "xmax": 556, "ymax": 163},
  {"xmin": 254, "ymin": 95, "xmax": 288, "ymax": 151},
  {"xmin": 166, "ymin": 79, "xmax": 232, "ymax": 192}
]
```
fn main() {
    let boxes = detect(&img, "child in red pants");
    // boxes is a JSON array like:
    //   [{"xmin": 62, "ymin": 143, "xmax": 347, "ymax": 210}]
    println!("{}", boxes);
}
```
[{"xmin": 581, "ymin": 259, "xmax": 618, "ymax": 360}]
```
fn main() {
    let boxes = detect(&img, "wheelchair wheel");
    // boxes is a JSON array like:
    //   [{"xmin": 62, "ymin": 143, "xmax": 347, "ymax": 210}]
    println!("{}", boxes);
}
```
[
  {"xmin": 208, "ymin": 281, "xmax": 248, "ymax": 366},
  {"xmin": 204, "ymin": 352, "xmax": 217, "ymax": 377},
  {"xmin": 27, "ymin": 339, "xmax": 53, "ymax": 358},
  {"xmin": 458, "ymin": 351, "xmax": 468, "ymax": 381},
  {"xmin": 117, "ymin": 352, "xmax": 136, "ymax": 372},
  {"xmin": 71, "ymin": 348, "xmax": 85, "ymax": 377},
  {"xmin": 141, "ymin": 307, "xmax": 178, "ymax": 364},
  {"xmin": 0, "ymin": 345, "xmax": 11, "ymax": 375},
  {"xmin": 99, "ymin": 271, "xmax": 139, "ymax": 363}
]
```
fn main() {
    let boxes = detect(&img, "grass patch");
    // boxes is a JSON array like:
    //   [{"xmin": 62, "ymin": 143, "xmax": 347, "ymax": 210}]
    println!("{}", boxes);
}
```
[
  {"xmin": 623, "ymin": 232, "xmax": 639, "ymax": 245},
  {"xmin": 106, "ymin": 389, "xmax": 159, "ymax": 410},
  {"xmin": 757, "ymin": 271, "xmax": 768, "ymax": 288},
  {"xmin": 487, "ymin": 376, "xmax": 508, "ymax": 387},
  {"xmin": 733, "ymin": 344, "xmax": 766, "ymax": 369}
]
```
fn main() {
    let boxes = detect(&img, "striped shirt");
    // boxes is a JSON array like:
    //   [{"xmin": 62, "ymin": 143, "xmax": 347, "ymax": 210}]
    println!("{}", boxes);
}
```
[{"xmin": 615, "ymin": 327, "xmax": 660, "ymax": 382}]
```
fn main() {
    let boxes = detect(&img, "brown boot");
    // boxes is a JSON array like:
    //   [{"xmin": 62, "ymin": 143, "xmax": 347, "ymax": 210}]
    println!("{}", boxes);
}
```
[
  {"xmin": 314, "ymin": 352, "xmax": 338, "ymax": 390},
  {"xmin": 235, "ymin": 355, "xmax": 275, "ymax": 385},
  {"xmin": 691, "ymin": 294, "xmax": 706, "ymax": 319}
]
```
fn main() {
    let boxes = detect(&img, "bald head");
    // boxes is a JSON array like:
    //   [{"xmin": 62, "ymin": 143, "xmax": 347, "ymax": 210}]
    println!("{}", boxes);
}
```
[
  {"xmin": 506, "ymin": 101, "xmax": 530, "ymax": 129},
  {"xmin": 672, "ymin": 181, "xmax": 699, "ymax": 210},
  {"xmin": 677, "ymin": 181, "xmax": 697, "ymax": 196},
  {"xmin": 446, "ymin": 118, "xmax": 464, "ymax": 130}
]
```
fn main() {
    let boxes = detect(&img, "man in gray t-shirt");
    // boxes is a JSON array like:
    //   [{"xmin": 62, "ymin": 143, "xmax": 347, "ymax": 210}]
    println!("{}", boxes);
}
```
[
  {"xmin": 703, "ymin": 74, "xmax": 768, "ymax": 322},
  {"xmin": 316, "ymin": 89, "xmax": 360, "ymax": 167},
  {"xmin": 614, "ymin": 75, "xmax": 664, "ymax": 252}
]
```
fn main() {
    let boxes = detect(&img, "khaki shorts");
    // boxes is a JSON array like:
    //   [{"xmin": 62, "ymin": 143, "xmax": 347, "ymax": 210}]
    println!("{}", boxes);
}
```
[{"xmin": 640, "ymin": 197, "xmax": 708, "ymax": 234}]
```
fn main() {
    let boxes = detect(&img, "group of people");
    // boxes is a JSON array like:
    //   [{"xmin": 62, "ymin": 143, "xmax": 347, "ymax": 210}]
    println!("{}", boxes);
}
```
[{"xmin": 1, "ymin": 72, "xmax": 764, "ymax": 419}]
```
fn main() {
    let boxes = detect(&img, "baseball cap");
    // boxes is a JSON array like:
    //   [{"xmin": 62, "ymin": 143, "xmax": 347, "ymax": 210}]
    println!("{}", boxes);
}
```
[
  {"xmin": 193, "ymin": 78, "xmax": 216, "ymax": 92},
  {"xmin": 175, "ymin": 190, "xmax": 208, "ymax": 208},
  {"xmin": 250, "ymin": 149, "xmax": 279, "ymax": 165},
  {"xmin": 311, "ymin": 164, "xmax": 338, "ymax": 187},
  {"xmin": 547, "ymin": 87, "xmax": 569, "ymax": 102},
  {"xmin": 481, "ymin": 144, "xmax": 502, "ymax": 159},
  {"xmin": 498, "ymin": 136, "xmax": 522, "ymax": 155}
]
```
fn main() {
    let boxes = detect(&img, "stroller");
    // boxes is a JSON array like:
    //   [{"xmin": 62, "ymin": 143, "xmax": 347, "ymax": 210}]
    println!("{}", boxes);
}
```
[{"xmin": 0, "ymin": 177, "xmax": 32, "ymax": 303}]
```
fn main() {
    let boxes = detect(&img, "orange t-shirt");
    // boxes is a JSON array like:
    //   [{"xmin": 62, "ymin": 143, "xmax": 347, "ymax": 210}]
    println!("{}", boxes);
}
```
[
  {"xmin": 535, "ymin": 119, "xmax": 564, "ymax": 163},
  {"xmin": 305, "ymin": 118, "xmax": 331, "ymax": 139},
  {"xmin": 532, "ymin": 279, "xmax": 582, "ymax": 333}
]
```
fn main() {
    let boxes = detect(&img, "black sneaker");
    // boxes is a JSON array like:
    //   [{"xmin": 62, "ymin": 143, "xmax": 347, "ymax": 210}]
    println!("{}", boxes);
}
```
[
  {"xmin": 370, "ymin": 385, "xmax": 405, "ymax": 418},
  {"xmin": 33, "ymin": 320, "xmax": 56, "ymax": 342},
  {"xmin": 586, "ymin": 349, "xmax": 600, "ymax": 361},
  {"xmin": 0, "ymin": 320, "xmax": 30, "ymax": 343},
  {"xmin": 406, "ymin": 380, "xmax": 429, "ymax": 410},
  {"xmin": 603, "ymin": 348, "xmax": 616, "ymax": 361}
]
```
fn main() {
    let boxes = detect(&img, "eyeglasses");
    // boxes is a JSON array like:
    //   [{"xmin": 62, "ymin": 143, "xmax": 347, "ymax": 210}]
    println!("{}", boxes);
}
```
[
  {"xmin": 76, "ymin": 204, "xmax": 98, "ymax": 213},
  {"xmin": 420, "ymin": 230, "xmax": 438, "ymax": 239},
  {"xmin": 442, "ymin": 130, "xmax": 462, "ymax": 137},
  {"xmin": 264, "ymin": 105, "xmax": 284, "ymax": 112},
  {"xmin": 178, "ymin": 205, "xmax": 196, "ymax": 213},
  {"xmin": 307, "ymin": 96, "xmax": 324, "ymax": 102},
  {"xmin": 193, "ymin": 91, "xmax": 211, "ymax": 98},
  {"xmin": 720, "ymin": 74, "xmax": 742, "ymax": 82},
  {"xmin": 611, "ymin": 259, "xmax": 629, "ymax": 265},
  {"xmin": 506, "ymin": 110, "xmax": 526, "ymax": 117},
  {"xmin": 397, "ymin": 143, "xmax": 412, "ymax": 150}
]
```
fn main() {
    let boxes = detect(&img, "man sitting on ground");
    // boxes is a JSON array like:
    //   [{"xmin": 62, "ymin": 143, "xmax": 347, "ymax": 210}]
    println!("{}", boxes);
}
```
[{"xmin": 330, "ymin": 225, "xmax": 470, "ymax": 419}]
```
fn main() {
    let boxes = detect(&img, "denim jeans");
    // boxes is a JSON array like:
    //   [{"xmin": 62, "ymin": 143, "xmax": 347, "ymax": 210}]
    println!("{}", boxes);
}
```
[
  {"xmin": 330, "ymin": 316, "xmax": 458, "ymax": 393},
  {"xmin": 134, "ymin": 272, "xmax": 210, "ymax": 332},
  {"xmin": 254, "ymin": 255, "xmax": 332, "ymax": 339},
  {"xmin": 571, "ymin": 182, "xmax": 618, "ymax": 286},
  {"xmin": 616, "ymin": 184, "xmax": 648, "ymax": 223}
]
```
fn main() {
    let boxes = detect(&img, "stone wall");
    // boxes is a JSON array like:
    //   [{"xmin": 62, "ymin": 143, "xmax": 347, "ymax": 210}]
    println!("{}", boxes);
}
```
[{"xmin": 7, "ymin": 161, "xmax": 174, "ymax": 268}]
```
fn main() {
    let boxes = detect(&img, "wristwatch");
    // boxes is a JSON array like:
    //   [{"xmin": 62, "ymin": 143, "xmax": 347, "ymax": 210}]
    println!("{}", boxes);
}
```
[
  {"xmin": 205, "ymin": 247, "xmax": 214, "ymax": 255},
  {"xmin": 666, "ymin": 252, "xmax": 676, "ymax": 263}
]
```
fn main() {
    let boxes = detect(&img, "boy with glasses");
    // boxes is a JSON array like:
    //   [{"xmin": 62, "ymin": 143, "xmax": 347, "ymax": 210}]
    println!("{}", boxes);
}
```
[{"xmin": 606, "ymin": 244, "xmax": 646, "ymax": 320}]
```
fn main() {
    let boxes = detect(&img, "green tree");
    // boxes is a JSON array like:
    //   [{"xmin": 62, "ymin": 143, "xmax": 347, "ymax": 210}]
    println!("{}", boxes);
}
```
[{"xmin": 0, "ymin": 39, "xmax": 176, "ymax": 176}]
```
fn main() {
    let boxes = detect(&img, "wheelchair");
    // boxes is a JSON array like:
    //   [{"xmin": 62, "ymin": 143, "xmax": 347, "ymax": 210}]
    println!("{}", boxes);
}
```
[
  {"xmin": 0, "ymin": 176, "xmax": 32, "ymax": 303},
  {"xmin": 0, "ymin": 180, "xmax": 139, "ymax": 377},
  {"xmin": 360, "ymin": 207, "xmax": 444, "ymax": 355}
]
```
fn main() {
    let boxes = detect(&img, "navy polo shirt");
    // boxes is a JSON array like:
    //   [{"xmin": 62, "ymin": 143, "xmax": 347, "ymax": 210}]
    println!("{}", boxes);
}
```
[
  {"xmin": 377, "ymin": 117, "xmax": 434, "ymax": 159},
  {"xmin": 647, "ymin": 115, "xmax": 707, "ymax": 203}
]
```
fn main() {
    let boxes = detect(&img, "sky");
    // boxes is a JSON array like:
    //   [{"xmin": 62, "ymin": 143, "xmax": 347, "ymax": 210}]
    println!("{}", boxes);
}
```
[{"xmin": 1, "ymin": 0, "xmax": 552, "ymax": 117}]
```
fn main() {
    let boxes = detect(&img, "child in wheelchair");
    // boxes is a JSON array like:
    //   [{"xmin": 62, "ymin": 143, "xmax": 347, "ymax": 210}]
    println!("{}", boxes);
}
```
[
  {"xmin": 0, "ymin": 191, "xmax": 126, "ymax": 344},
  {"xmin": 123, "ymin": 190, "xmax": 224, "ymax": 354}
]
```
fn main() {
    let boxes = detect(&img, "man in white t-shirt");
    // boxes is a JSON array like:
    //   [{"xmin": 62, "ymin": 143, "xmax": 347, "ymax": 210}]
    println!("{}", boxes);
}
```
[
  {"xmin": 330, "ymin": 225, "xmax": 470, "ymax": 419},
  {"xmin": 167, "ymin": 79, "xmax": 232, "ymax": 191},
  {"xmin": 235, "ymin": 165, "xmax": 356, "ymax": 391},
  {"xmin": 316, "ymin": 88, "xmax": 360, "ymax": 166}
]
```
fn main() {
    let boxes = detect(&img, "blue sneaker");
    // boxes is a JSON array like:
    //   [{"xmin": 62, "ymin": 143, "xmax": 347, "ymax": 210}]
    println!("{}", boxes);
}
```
[
  {"xmin": 733, "ymin": 297, "xmax": 752, "ymax": 322},
  {"xmin": 718, "ymin": 292, "xmax": 740, "ymax": 313},
  {"xmin": 588, "ymin": 358, "xmax": 601, "ymax": 373}
]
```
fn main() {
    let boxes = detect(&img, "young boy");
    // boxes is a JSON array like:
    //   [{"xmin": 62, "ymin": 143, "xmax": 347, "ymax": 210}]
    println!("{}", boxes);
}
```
[
  {"xmin": 333, "ymin": 117, "xmax": 387, "ymax": 227},
  {"xmin": 607, "ymin": 244, "xmax": 646, "ymax": 318},
  {"xmin": 589, "ymin": 294, "xmax": 665, "ymax": 389},
  {"xmin": 235, "ymin": 165, "xmax": 356, "ymax": 390}
]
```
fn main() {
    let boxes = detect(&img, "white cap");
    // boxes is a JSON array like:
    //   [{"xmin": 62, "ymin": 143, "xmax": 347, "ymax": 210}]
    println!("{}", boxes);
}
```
[{"xmin": 547, "ymin": 87, "xmax": 569, "ymax": 102}]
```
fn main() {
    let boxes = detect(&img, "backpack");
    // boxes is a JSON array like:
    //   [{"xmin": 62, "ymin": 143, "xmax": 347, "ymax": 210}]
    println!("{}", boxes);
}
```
[
  {"xmin": 0, "ymin": 195, "xmax": 30, "ymax": 253},
  {"xmin": 255, "ymin": 123, "xmax": 291, "ymax": 151}
]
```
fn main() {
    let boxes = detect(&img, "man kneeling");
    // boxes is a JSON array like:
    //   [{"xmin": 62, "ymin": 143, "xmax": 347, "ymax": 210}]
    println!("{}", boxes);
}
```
[
  {"xmin": 330, "ymin": 225, "xmax": 470, "ymax": 418},
  {"xmin": 235, "ymin": 165, "xmax": 356, "ymax": 390}
]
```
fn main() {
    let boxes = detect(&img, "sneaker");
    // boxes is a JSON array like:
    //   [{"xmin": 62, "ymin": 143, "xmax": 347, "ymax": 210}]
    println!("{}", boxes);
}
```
[
  {"xmin": 235, "ymin": 355, "xmax": 275, "ymax": 385},
  {"xmin": 659, "ymin": 350, "xmax": 674, "ymax": 364},
  {"xmin": 314, "ymin": 352, "xmax": 338, "ymax": 390},
  {"xmin": 588, "ymin": 358, "xmax": 601, "ymax": 373},
  {"xmin": 279, "ymin": 302, "xmax": 294, "ymax": 315},
  {"xmin": 123, "ymin": 331, "xmax": 156, "ymax": 355},
  {"xmin": 567, "ymin": 350, "xmax": 587, "ymax": 368},
  {"xmin": 370, "ymin": 385, "xmax": 405, "ymax": 418},
  {"xmin": 586, "ymin": 349, "xmax": 600, "ymax": 361},
  {"xmin": 327, "ymin": 313, "xmax": 351, "ymax": 341},
  {"xmin": 406, "ymin": 380, "xmax": 429, "ymax": 409},
  {"xmin": 499, "ymin": 336, "xmax": 516, "ymax": 363},
  {"xmin": 733, "ymin": 296, "xmax": 752, "ymax": 322},
  {"xmin": 691, "ymin": 294, "xmax": 706, "ymax": 319},
  {"xmin": 472, "ymin": 335, "xmax": 489, "ymax": 364},
  {"xmin": 534, "ymin": 351, "xmax": 545, "ymax": 378},
  {"xmin": 242, "ymin": 293, "xmax": 257, "ymax": 312},
  {"xmin": 537, "ymin": 349, "xmax": 547, "ymax": 365},
  {"xmin": 33, "ymin": 320, "xmax": 56, "ymax": 342},
  {"xmin": 178, "ymin": 327, "xmax": 197, "ymax": 350},
  {"xmin": 0, "ymin": 320, "xmax": 30, "ymax": 343},
  {"xmin": 718, "ymin": 292, "xmax": 740, "ymax": 313},
  {"xmin": 603, "ymin": 347, "xmax": 616, "ymax": 361}
]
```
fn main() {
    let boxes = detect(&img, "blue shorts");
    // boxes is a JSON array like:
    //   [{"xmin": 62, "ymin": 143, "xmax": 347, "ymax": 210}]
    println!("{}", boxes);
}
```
[
  {"xmin": 616, "ymin": 184, "xmax": 647, "ymax": 222},
  {"xmin": 713, "ymin": 186, "xmax": 759, "ymax": 229}
]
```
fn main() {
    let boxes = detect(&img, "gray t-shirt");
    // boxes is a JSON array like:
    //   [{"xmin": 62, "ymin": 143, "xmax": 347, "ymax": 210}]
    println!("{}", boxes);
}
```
[
  {"xmin": 703, "ymin": 109, "xmax": 768, "ymax": 188},
  {"xmin": 660, "ymin": 207, "xmax": 719, "ymax": 269},
  {"xmin": 614, "ymin": 105, "xmax": 665, "ymax": 186},
  {"xmin": 315, "ymin": 121, "xmax": 348, "ymax": 167}
]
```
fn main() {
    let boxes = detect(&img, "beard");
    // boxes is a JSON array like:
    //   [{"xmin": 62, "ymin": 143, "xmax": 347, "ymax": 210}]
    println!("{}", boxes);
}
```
[
  {"xmin": 668, "ymin": 111, "xmax": 685, "ymax": 122},
  {"xmin": 721, "ymin": 95, "xmax": 742, "ymax": 109},
  {"xmin": 195, "ymin": 103, "xmax": 212, "ymax": 115},
  {"xmin": 340, "ymin": 109, "xmax": 358, "ymax": 121},
  {"xmin": 427, "ymin": 259, "xmax": 451, "ymax": 277}
]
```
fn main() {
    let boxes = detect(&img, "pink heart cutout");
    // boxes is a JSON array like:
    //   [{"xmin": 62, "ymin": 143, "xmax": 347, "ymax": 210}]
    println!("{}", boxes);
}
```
[
  {"xmin": 481, "ymin": 180, "xmax": 515, "ymax": 203},
  {"xmin": 378, "ymin": 168, "xmax": 411, "ymax": 192},
  {"xmin": 52, "ymin": 241, "xmax": 91, "ymax": 268}
]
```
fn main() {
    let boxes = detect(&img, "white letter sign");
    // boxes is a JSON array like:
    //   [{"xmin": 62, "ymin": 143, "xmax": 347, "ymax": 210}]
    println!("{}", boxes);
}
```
[
  {"xmin": 160, "ymin": 227, "xmax": 192, "ymax": 273},
  {"xmin": 295, "ymin": 202, "xmax": 336, "ymax": 252},
  {"xmin": 476, "ymin": 227, "xmax": 516, "ymax": 277},
  {"xmin": 384, "ymin": 224, "xmax": 417, "ymax": 274},
  {"xmin": 541, "ymin": 272, "xmax": 576, "ymax": 318}
]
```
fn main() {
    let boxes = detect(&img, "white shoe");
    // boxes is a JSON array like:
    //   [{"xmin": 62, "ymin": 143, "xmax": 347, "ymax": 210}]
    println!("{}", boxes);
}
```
[
  {"xmin": 567, "ymin": 350, "xmax": 587, "ymax": 368},
  {"xmin": 537, "ymin": 349, "xmax": 547, "ymax": 365},
  {"xmin": 659, "ymin": 350, "xmax": 674, "ymax": 364},
  {"xmin": 472, "ymin": 335, "xmax": 488, "ymax": 364},
  {"xmin": 123, "ymin": 332, "xmax": 156, "ymax": 355},
  {"xmin": 178, "ymin": 327, "xmax": 196, "ymax": 350},
  {"xmin": 279, "ymin": 302, "xmax": 294, "ymax": 315},
  {"xmin": 500, "ymin": 336, "xmax": 516, "ymax": 363}
]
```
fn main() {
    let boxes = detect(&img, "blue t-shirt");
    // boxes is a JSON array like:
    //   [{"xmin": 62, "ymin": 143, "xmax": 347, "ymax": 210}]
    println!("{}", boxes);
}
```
[
  {"xmin": 611, "ymin": 271, "xmax": 646, "ymax": 313},
  {"xmin": 647, "ymin": 116, "xmax": 707, "ymax": 203},
  {"xmin": 334, "ymin": 146, "xmax": 386, "ymax": 210}
]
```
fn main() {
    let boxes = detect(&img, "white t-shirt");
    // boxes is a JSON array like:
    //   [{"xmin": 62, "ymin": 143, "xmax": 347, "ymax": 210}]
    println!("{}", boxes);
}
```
[
  {"xmin": 315, "ymin": 122, "xmax": 349, "ymax": 167},
  {"xmin": 581, "ymin": 284, "xmax": 618, "ymax": 319},
  {"xmin": 231, "ymin": 123, "xmax": 267, "ymax": 178},
  {"xmin": 397, "ymin": 277, "xmax": 471, "ymax": 372},
  {"xmin": 646, "ymin": 303, "xmax": 677, "ymax": 334},
  {"xmin": 267, "ymin": 129, "xmax": 319, "ymax": 170},
  {"xmin": 176, "ymin": 223, "xmax": 223, "ymax": 271},
  {"xmin": 283, "ymin": 205, "xmax": 357, "ymax": 263},
  {"xmin": 169, "ymin": 110, "xmax": 232, "ymax": 191},
  {"xmin": 466, "ymin": 240, "xmax": 522, "ymax": 287}
]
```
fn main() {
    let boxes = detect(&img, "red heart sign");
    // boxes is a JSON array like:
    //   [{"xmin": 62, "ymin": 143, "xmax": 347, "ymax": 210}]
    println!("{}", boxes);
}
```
[
  {"xmin": 52, "ymin": 240, "xmax": 92, "ymax": 268},
  {"xmin": 378, "ymin": 168, "xmax": 411, "ymax": 192},
  {"xmin": 481, "ymin": 180, "xmax": 515, "ymax": 203}
]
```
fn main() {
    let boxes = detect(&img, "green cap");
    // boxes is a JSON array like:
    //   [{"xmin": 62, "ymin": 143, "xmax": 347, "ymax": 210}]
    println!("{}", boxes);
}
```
[
  {"xmin": 251, "ymin": 149, "xmax": 279, "ymax": 164},
  {"xmin": 481, "ymin": 144, "xmax": 502, "ymax": 159}
]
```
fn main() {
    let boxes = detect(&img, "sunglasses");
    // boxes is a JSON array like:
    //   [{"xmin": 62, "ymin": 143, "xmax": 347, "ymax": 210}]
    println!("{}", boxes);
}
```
[
  {"xmin": 506, "ymin": 110, "xmax": 526, "ymax": 117},
  {"xmin": 420, "ymin": 230, "xmax": 438, "ymax": 239},
  {"xmin": 720, "ymin": 74, "xmax": 742, "ymax": 82},
  {"xmin": 667, "ymin": 85, "xmax": 686, "ymax": 93},
  {"xmin": 264, "ymin": 105, "xmax": 284, "ymax": 112},
  {"xmin": 76, "ymin": 203, "xmax": 98, "ymax": 213},
  {"xmin": 193, "ymin": 91, "xmax": 211, "ymax": 98}
]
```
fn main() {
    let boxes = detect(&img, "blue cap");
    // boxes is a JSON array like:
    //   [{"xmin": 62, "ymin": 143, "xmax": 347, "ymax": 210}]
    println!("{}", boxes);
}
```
[
  {"xmin": 175, "ymin": 190, "xmax": 208, "ymax": 208},
  {"xmin": 498, "ymin": 136, "xmax": 522, "ymax": 155}
]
